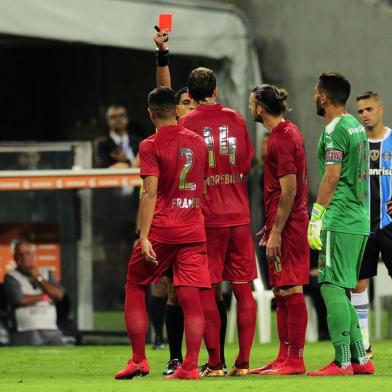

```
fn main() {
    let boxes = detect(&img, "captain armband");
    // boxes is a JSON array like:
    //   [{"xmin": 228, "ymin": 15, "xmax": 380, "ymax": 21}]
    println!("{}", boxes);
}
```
[{"xmin": 325, "ymin": 149, "xmax": 343, "ymax": 165}]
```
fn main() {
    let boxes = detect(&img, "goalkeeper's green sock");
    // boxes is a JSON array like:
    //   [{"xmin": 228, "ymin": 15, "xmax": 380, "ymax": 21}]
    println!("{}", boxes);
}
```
[
  {"xmin": 321, "ymin": 284, "xmax": 351, "ymax": 368},
  {"xmin": 347, "ymin": 297, "xmax": 369, "ymax": 364}
]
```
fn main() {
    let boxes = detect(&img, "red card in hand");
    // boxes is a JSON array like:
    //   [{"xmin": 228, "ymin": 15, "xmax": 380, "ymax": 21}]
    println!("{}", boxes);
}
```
[{"xmin": 159, "ymin": 14, "xmax": 172, "ymax": 32}]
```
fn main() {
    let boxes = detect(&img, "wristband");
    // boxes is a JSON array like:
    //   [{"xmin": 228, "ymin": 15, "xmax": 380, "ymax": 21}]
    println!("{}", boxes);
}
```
[
  {"xmin": 42, "ymin": 294, "xmax": 49, "ymax": 302},
  {"xmin": 311, "ymin": 203, "xmax": 326, "ymax": 221},
  {"xmin": 156, "ymin": 49, "xmax": 169, "ymax": 67}
]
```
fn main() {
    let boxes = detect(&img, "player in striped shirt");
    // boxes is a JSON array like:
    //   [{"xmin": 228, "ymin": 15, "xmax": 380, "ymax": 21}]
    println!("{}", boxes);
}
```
[{"xmin": 351, "ymin": 91, "xmax": 392, "ymax": 358}]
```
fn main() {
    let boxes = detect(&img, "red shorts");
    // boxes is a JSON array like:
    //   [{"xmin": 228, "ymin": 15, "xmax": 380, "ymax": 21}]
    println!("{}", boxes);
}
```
[
  {"xmin": 267, "ymin": 219, "xmax": 309, "ymax": 287},
  {"xmin": 126, "ymin": 240, "xmax": 211, "ymax": 288},
  {"xmin": 206, "ymin": 224, "xmax": 257, "ymax": 284}
]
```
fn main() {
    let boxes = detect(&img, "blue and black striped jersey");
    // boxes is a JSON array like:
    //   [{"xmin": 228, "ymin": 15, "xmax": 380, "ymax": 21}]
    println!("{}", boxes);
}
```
[{"xmin": 368, "ymin": 127, "xmax": 392, "ymax": 232}]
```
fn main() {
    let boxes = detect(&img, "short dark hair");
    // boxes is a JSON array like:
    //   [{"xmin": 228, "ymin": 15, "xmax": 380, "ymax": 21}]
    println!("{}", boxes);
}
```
[
  {"xmin": 105, "ymin": 104, "xmax": 127, "ymax": 117},
  {"xmin": 148, "ymin": 87, "xmax": 176, "ymax": 119},
  {"xmin": 318, "ymin": 72, "xmax": 351, "ymax": 106},
  {"xmin": 175, "ymin": 87, "xmax": 189, "ymax": 104},
  {"xmin": 13, "ymin": 239, "xmax": 31, "ymax": 256},
  {"xmin": 187, "ymin": 67, "xmax": 216, "ymax": 102},
  {"xmin": 356, "ymin": 91, "xmax": 380, "ymax": 102},
  {"xmin": 252, "ymin": 84, "xmax": 290, "ymax": 116}
]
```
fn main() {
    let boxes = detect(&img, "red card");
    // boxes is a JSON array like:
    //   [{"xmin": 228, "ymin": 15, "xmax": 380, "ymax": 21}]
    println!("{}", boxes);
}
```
[{"xmin": 159, "ymin": 14, "xmax": 173, "ymax": 32}]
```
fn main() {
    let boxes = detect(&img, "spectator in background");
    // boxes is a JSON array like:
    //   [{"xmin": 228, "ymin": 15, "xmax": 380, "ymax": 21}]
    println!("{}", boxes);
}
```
[
  {"xmin": 93, "ymin": 104, "xmax": 142, "ymax": 311},
  {"xmin": 3, "ymin": 240, "xmax": 66, "ymax": 346},
  {"xmin": 96, "ymin": 104, "xmax": 140, "ymax": 169}
]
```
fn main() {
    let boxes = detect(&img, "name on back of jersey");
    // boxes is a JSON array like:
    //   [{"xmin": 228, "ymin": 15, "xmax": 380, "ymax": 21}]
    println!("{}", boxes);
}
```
[
  {"xmin": 171, "ymin": 197, "xmax": 201, "ymax": 209},
  {"xmin": 207, "ymin": 172, "xmax": 244, "ymax": 186}
]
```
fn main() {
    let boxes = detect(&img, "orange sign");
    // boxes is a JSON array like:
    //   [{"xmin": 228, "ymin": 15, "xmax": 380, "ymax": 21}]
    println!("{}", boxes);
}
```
[
  {"xmin": 0, "ymin": 172, "xmax": 142, "ymax": 191},
  {"xmin": 0, "ymin": 224, "xmax": 61, "ymax": 283}
]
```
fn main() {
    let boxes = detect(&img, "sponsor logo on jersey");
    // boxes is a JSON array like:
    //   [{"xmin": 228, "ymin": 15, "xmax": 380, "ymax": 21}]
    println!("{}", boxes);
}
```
[
  {"xmin": 369, "ymin": 168, "xmax": 392, "ymax": 176},
  {"xmin": 347, "ymin": 126, "xmax": 365, "ymax": 136},
  {"xmin": 381, "ymin": 151, "xmax": 392, "ymax": 161},
  {"xmin": 370, "ymin": 150, "xmax": 379, "ymax": 161}
]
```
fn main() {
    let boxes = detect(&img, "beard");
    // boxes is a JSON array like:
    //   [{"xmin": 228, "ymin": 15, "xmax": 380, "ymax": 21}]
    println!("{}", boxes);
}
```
[
  {"xmin": 253, "ymin": 113, "xmax": 264, "ymax": 124},
  {"xmin": 316, "ymin": 97, "xmax": 325, "ymax": 117}
]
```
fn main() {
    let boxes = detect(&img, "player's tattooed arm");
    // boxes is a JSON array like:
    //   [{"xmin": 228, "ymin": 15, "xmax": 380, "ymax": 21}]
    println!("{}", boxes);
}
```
[
  {"xmin": 139, "ymin": 176, "xmax": 158, "ymax": 264},
  {"xmin": 267, "ymin": 173, "xmax": 297, "ymax": 258},
  {"xmin": 316, "ymin": 164, "xmax": 341, "ymax": 208},
  {"xmin": 154, "ymin": 29, "xmax": 171, "ymax": 88}
]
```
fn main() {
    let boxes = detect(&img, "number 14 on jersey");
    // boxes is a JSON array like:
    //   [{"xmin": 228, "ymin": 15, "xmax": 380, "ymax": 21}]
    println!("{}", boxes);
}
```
[{"xmin": 203, "ymin": 125, "xmax": 237, "ymax": 167}]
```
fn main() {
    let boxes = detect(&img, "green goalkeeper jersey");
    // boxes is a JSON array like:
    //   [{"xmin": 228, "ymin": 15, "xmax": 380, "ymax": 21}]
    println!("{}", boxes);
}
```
[{"xmin": 317, "ymin": 114, "xmax": 370, "ymax": 235}]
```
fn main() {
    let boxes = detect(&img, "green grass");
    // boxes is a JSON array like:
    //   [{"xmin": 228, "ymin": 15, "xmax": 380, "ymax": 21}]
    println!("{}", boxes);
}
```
[
  {"xmin": 94, "ymin": 311, "xmax": 125, "ymax": 331},
  {"xmin": 1, "ymin": 341, "xmax": 391, "ymax": 392}
]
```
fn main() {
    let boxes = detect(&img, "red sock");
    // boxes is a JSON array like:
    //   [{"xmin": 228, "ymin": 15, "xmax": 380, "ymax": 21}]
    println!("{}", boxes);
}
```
[
  {"xmin": 176, "ymin": 286, "xmax": 205, "ymax": 371},
  {"xmin": 124, "ymin": 281, "xmax": 148, "ymax": 363},
  {"xmin": 201, "ymin": 287, "xmax": 221, "ymax": 367},
  {"xmin": 283, "ymin": 293, "xmax": 307, "ymax": 363},
  {"xmin": 275, "ymin": 295, "xmax": 289, "ymax": 362},
  {"xmin": 232, "ymin": 283, "xmax": 256, "ymax": 367}
]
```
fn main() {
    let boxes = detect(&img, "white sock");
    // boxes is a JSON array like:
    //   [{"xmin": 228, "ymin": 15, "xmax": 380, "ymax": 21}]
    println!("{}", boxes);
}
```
[{"xmin": 351, "ymin": 289, "xmax": 370, "ymax": 350}]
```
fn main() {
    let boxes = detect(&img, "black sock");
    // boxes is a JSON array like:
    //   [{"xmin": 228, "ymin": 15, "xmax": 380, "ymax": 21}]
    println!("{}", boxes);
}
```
[
  {"xmin": 217, "ymin": 300, "xmax": 227, "ymax": 365},
  {"xmin": 165, "ymin": 304, "xmax": 184, "ymax": 361},
  {"xmin": 149, "ymin": 296, "xmax": 167, "ymax": 341}
]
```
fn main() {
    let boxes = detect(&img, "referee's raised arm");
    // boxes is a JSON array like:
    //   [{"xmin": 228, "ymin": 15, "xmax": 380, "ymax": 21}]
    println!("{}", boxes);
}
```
[{"xmin": 154, "ymin": 28, "xmax": 171, "ymax": 88}]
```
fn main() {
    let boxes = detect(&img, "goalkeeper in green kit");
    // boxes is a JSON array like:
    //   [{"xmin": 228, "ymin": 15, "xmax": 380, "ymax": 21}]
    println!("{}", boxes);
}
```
[{"xmin": 307, "ymin": 72, "xmax": 375, "ymax": 376}]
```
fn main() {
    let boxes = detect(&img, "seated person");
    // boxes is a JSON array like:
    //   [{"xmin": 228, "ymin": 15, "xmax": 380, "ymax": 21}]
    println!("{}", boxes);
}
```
[{"xmin": 4, "ymin": 239, "xmax": 66, "ymax": 346}]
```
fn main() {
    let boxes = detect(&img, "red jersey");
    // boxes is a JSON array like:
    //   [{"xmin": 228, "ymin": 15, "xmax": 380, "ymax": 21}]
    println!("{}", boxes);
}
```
[
  {"xmin": 178, "ymin": 104, "xmax": 255, "ymax": 227},
  {"xmin": 264, "ymin": 120, "xmax": 308, "ymax": 230},
  {"xmin": 139, "ymin": 124, "xmax": 209, "ymax": 244}
]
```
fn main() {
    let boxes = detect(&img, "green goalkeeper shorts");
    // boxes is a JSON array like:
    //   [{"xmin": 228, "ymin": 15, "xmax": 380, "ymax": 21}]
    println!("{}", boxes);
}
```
[{"xmin": 318, "ymin": 230, "xmax": 368, "ymax": 289}]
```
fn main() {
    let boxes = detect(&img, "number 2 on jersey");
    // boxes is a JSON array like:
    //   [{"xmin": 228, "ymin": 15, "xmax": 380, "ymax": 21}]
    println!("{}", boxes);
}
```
[
  {"xmin": 179, "ymin": 147, "xmax": 196, "ymax": 190},
  {"xmin": 203, "ymin": 125, "xmax": 236, "ymax": 167}
]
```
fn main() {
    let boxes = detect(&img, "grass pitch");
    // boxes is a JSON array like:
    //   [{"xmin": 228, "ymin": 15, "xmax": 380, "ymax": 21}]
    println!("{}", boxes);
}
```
[{"xmin": 1, "ymin": 341, "xmax": 392, "ymax": 392}]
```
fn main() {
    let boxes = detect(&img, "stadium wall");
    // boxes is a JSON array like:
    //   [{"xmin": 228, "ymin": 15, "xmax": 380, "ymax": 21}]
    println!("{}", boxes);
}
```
[{"xmin": 229, "ymin": 0, "xmax": 392, "ymax": 193}]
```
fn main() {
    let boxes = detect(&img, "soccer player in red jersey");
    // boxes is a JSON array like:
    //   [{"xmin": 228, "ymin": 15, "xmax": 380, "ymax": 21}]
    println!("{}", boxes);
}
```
[
  {"xmin": 114, "ymin": 87, "xmax": 211, "ymax": 381},
  {"xmin": 178, "ymin": 67, "xmax": 257, "ymax": 377},
  {"xmin": 248, "ymin": 85, "xmax": 309, "ymax": 375}
]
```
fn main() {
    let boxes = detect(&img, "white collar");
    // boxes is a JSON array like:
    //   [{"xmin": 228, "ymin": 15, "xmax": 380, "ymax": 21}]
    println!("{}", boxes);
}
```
[{"xmin": 109, "ymin": 131, "xmax": 129, "ymax": 145}]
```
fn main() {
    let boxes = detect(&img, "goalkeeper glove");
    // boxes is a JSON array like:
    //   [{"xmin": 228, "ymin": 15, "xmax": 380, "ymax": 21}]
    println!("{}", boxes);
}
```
[{"xmin": 308, "ymin": 203, "xmax": 325, "ymax": 250}]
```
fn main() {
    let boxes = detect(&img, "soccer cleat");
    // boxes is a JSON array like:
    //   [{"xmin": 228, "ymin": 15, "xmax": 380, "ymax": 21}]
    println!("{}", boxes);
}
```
[
  {"xmin": 307, "ymin": 361, "xmax": 353, "ymax": 376},
  {"xmin": 114, "ymin": 359, "xmax": 150, "ymax": 379},
  {"xmin": 352, "ymin": 360, "xmax": 375, "ymax": 375},
  {"xmin": 258, "ymin": 361, "xmax": 306, "ymax": 376},
  {"xmin": 366, "ymin": 345, "xmax": 374, "ymax": 359},
  {"xmin": 164, "ymin": 366, "xmax": 200, "ymax": 380},
  {"xmin": 223, "ymin": 363, "xmax": 228, "ymax": 375},
  {"xmin": 228, "ymin": 366, "xmax": 249, "ymax": 377},
  {"xmin": 199, "ymin": 363, "xmax": 225, "ymax": 377},
  {"xmin": 162, "ymin": 359, "xmax": 182, "ymax": 376},
  {"xmin": 249, "ymin": 359, "xmax": 283, "ymax": 374}
]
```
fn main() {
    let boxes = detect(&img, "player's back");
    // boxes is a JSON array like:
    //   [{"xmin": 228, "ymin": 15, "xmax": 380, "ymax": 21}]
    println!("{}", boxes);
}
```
[
  {"xmin": 179, "ymin": 104, "xmax": 255, "ymax": 227},
  {"xmin": 139, "ymin": 124, "xmax": 208, "ymax": 243},
  {"xmin": 318, "ymin": 114, "xmax": 370, "ymax": 235}
]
